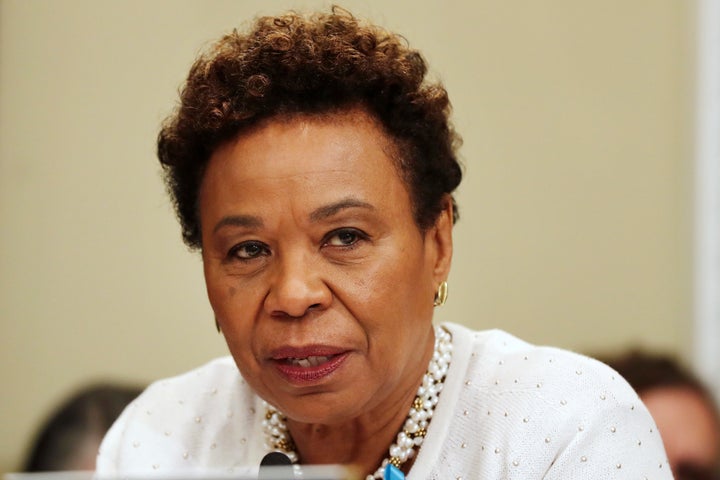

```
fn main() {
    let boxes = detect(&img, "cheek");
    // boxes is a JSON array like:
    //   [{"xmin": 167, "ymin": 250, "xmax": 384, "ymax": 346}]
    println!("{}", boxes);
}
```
[
  {"xmin": 205, "ymin": 273, "xmax": 230, "ymax": 316},
  {"xmin": 335, "ymin": 262, "xmax": 399, "ymax": 309},
  {"xmin": 340, "ymin": 250, "xmax": 431, "ymax": 320},
  {"xmin": 205, "ymin": 271, "xmax": 257, "ymax": 338}
]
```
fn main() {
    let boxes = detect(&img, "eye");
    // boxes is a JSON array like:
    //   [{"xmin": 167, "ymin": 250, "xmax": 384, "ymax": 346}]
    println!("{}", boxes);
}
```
[
  {"xmin": 228, "ymin": 241, "xmax": 269, "ymax": 260},
  {"xmin": 324, "ymin": 228, "xmax": 367, "ymax": 247}
]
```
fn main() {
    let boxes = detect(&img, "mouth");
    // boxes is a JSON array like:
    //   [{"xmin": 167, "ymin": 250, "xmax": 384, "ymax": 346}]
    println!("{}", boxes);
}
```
[
  {"xmin": 284, "ymin": 355, "xmax": 337, "ymax": 368},
  {"xmin": 270, "ymin": 347, "xmax": 349, "ymax": 384}
]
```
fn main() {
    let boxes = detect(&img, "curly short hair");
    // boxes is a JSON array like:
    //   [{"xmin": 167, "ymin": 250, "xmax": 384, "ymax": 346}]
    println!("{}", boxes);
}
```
[{"xmin": 157, "ymin": 7, "xmax": 463, "ymax": 249}]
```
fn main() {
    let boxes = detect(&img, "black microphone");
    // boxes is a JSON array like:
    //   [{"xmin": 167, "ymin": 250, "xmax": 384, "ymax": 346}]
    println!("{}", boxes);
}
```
[{"xmin": 259, "ymin": 451, "xmax": 294, "ymax": 480}]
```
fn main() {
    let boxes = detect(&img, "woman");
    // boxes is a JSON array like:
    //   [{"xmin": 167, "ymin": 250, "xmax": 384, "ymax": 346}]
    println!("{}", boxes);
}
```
[{"xmin": 97, "ymin": 8, "xmax": 671, "ymax": 479}]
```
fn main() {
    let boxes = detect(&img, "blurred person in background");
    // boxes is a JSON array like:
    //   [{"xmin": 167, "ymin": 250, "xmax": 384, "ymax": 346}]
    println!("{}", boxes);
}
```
[
  {"xmin": 603, "ymin": 350, "xmax": 720, "ymax": 480},
  {"xmin": 22, "ymin": 383, "xmax": 142, "ymax": 472}
]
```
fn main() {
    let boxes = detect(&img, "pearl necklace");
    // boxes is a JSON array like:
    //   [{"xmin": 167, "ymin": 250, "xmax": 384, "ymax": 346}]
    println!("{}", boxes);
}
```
[{"xmin": 262, "ymin": 325, "xmax": 453, "ymax": 480}]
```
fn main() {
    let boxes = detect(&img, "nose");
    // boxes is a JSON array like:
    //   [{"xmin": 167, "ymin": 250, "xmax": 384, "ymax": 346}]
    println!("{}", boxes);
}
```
[{"xmin": 264, "ymin": 252, "xmax": 331, "ymax": 318}]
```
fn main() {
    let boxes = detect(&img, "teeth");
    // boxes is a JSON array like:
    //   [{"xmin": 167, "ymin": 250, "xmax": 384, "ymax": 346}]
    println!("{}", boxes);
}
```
[{"xmin": 288, "ymin": 355, "xmax": 330, "ymax": 367}]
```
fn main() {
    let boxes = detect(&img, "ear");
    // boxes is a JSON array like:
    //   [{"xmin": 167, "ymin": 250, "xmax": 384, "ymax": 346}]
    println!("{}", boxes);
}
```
[{"xmin": 427, "ymin": 195, "xmax": 454, "ymax": 284}]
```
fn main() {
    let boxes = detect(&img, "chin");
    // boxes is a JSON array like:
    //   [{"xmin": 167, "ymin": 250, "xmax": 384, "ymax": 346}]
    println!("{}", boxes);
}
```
[{"xmin": 282, "ymin": 391, "xmax": 367, "ymax": 425}]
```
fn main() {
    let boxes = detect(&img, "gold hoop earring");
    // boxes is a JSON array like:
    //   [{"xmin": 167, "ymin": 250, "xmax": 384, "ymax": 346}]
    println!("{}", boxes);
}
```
[{"xmin": 433, "ymin": 281, "xmax": 448, "ymax": 307}]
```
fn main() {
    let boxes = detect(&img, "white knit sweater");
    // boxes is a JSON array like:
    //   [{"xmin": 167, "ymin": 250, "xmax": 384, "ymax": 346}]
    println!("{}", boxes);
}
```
[{"xmin": 96, "ymin": 323, "xmax": 671, "ymax": 479}]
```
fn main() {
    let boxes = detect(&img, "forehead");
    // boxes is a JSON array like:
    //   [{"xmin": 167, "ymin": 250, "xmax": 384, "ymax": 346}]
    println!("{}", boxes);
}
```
[
  {"xmin": 200, "ymin": 109, "xmax": 411, "ymax": 217},
  {"xmin": 220, "ymin": 110, "xmax": 397, "ymax": 170}
]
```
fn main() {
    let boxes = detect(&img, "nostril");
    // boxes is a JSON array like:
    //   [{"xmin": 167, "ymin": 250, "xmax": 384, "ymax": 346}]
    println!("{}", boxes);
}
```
[{"xmin": 271, "ymin": 303, "xmax": 324, "ymax": 319}]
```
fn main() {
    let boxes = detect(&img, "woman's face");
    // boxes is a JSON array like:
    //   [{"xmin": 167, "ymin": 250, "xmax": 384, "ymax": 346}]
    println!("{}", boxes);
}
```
[{"xmin": 199, "ymin": 110, "xmax": 453, "ymax": 424}]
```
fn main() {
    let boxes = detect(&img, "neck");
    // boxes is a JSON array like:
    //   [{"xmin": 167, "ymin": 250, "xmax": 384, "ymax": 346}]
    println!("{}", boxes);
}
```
[
  {"xmin": 263, "ymin": 325, "xmax": 454, "ymax": 479},
  {"xmin": 286, "ymin": 328, "xmax": 437, "ymax": 476},
  {"xmin": 287, "ymin": 383, "xmax": 417, "ymax": 473}
]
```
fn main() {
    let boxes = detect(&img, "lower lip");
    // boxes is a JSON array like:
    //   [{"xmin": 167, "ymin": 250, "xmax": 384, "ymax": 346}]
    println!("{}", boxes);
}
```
[{"xmin": 273, "ymin": 353, "xmax": 349, "ymax": 384}]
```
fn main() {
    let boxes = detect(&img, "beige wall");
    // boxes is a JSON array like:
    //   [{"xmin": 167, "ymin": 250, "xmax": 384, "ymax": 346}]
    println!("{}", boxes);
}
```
[{"xmin": 0, "ymin": 0, "xmax": 693, "ymax": 474}]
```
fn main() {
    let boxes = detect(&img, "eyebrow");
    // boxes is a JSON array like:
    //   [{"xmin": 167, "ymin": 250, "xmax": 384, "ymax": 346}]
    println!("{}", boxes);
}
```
[
  {"xmin": 212, "ymin": 197, "xmax": 374, "ymax": 234},
  {"xmin": 212, "ymin": 214, "xmax": 263, "ymax": 234},
  {"xmin": 309, "ymin": 198, "xmax": 375, "ymax": 222}
]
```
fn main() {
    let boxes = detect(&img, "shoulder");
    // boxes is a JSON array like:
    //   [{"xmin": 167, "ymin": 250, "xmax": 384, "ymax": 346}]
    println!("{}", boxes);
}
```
[
  {"xmin": 436, "ymin": 323, "xmax": 670, "ymax": 478},
  {"xmin": 123, "ymin": 356, "xmax": 248, "ymax": 421},
  {"xmin": 445, "ymin": 323, "xmax": 635, "ymax": 404},
  {"xmin": 141, "ymin": 355, "xmax": 243, "ymax": 401},
  {"xmin": 96, "ymin": 356, "xmax": 261, "ymax": 476}
]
